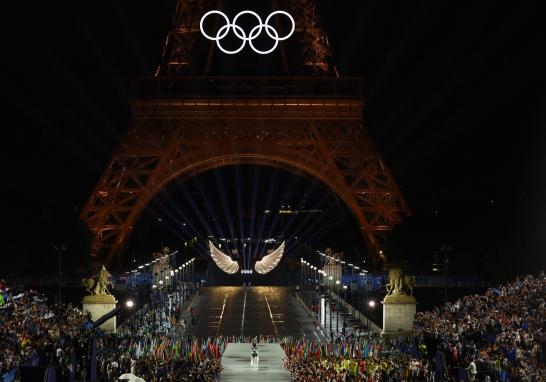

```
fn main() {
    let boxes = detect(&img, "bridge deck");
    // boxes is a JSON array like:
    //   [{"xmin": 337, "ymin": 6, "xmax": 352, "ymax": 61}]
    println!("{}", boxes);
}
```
[
  {"xmin": 219, "ymin": 343, "xmax": 291, "ymax": 382},
  {"xmin": 191, "ymin": 286, "xmax": 321, "ymax": 339}
]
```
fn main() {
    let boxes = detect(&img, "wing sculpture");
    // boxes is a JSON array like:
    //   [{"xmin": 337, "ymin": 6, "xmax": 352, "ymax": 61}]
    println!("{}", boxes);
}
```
[
  {"xmin": 209, "ymin": 241, "xmax": 239, "ymax": 274},
  {"xmin": 254, "ymin": 242, "xmax": 285, "ymax": 274}
]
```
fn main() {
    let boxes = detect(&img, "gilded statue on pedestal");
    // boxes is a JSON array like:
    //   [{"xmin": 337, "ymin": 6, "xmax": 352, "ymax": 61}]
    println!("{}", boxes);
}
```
[
  {"xmin": 386, "ymin": 268, "xmax": 415, "ymax": 297},
  {"xmin": 81, "ymin": 266, "xmax": 114, "ymax": 296}
]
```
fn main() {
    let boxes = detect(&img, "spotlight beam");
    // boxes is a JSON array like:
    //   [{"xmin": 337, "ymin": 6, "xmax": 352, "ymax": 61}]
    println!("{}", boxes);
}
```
[{"xmin": 213, "ymin": 169, "xmax": 236, "ymax": 260}]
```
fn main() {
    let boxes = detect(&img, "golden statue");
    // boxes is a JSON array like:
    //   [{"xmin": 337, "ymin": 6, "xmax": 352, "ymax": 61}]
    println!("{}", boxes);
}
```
[
  {"xmin": 82, "ymin": 277, "xmax": 95, "ymax": 294},
  {"xmin": 82, "ymin": 265, "xmax": 117, "ymax": 333},
  {"xmin": 386, "ymin": 268, "xmax": 415, "ymax": 297},
  {"xmin": 81, "ymin": 266, "xmax": 114, "ymax": 296},
  {"xmin": 404, "ymin": 275, "xmax": 415, "ymax": 296}
]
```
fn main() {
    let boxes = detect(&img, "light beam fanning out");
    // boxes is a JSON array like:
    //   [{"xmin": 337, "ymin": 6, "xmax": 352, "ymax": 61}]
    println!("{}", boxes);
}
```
[
  {"xmin": 254, "ymin": 241, "xmax": 285, "ymax": 274},
  {"xmin": 209, "ymin": 241, "xmax": 240, "ymax": 274}
]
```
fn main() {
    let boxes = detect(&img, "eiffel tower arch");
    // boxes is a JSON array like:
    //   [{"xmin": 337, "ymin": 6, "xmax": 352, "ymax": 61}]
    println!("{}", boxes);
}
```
[{"xmin": 80, "ymin": 0, "xmax": 410, "ymax": 269}]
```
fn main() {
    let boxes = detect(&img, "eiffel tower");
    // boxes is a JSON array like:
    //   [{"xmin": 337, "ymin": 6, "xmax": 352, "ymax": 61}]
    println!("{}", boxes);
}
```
[{"xmin": 80, "ymin": 0, "xmax": 410, "ymax": 269}]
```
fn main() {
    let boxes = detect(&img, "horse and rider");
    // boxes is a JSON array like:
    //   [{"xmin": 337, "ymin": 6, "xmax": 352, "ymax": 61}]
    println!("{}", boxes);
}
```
[
  {"xmin": 82, "ymin": 266, "xmax": 115, "ymax": 296},
  {"xmin": 385, "ymin": 268, "xmax": 415, "ymax": 296}
]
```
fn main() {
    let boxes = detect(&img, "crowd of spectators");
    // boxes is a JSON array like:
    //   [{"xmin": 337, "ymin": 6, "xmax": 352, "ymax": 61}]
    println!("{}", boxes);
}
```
[
  {"xmin": 283, "ymin": 273, "xmax": 546, "ymax": 382},
  {"xmin": 0, "ymin": 279, "xmax": 223, "ymax": 382},
  {"xmin": 414, "ymin": 273, "xmax": 546, "ymax": 381},
  {"xmin": 2, "ymin": 272, "xmax": 545, "ymax": 381},
  {"xmin": 98, "ymin": 353, "xmax": 221, "ymax": 382},
  {"xmin": 285, "ymin": 354, "xmax": 432, "ymax": 381},
  {"xmin": 283, "ymin": 273, "xmax": 545, "ymax": 381},
  {"xmin": 94, "ymin": 282, "xmax": 223, "ymax": 381},
  {"xmin": 0, "ymin": 280, "xmax": 93, "ymax": 380},
  {"xmin": 282, "ymin": 334, "xmax": 433, "ymax": 381},
  {"xmin": 117, "ymin": 284, "xmax": 193, "ymax": 338}
]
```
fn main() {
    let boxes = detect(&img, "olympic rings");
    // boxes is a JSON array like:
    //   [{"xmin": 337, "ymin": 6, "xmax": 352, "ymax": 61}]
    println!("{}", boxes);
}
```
[{"xmin": 200, "ymin": 10, "xmax": 295, "ymax": 55}]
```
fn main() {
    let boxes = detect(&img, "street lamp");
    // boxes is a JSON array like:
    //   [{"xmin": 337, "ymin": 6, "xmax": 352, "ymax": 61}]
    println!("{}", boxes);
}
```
[
  {"xmin": 300, "ymin": 258, "xmax": 304, "ymax": 290},
  {"xmin": 342, "ymin": 285, "xmax": 348, "ymax": 333},
  {"xmin": 302, "ymin": 260, "xmax": 307, "ymax": 294},
  {"xmin": 303, "ymin": 261, "xmax": 309, "ymax": 305},
  {"xmin": 335, "ymin": 280, "xmax": 341, "ymax": 333},
  {"xmin": 191, "ymin": 258, "xmax": 195, "ymax": 283},
  {"xmin": 364, "ymin": 299, "xmax": 376, "ymax": 330},
  {"xmin": 312, "ymin": 266, "xmax": 317, "ymax": 300}
]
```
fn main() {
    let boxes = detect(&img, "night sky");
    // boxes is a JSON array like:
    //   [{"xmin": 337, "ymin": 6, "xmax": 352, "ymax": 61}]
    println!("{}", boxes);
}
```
[{"xmin": 4, "ymin": 1, "xmax": 546, "ymax": 279}]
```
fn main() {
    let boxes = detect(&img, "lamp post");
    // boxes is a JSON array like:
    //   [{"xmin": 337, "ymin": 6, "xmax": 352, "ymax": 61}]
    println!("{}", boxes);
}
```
[
  {"xmin": 335, "ymin": 280, "xmax": 340, "ymax": 333},
  {"xmin": 307, "ymin": 263, "xmax": 312, "ymax": 305},
  {"xmin": 179, "ymin": 266, "xmax": 184, "ymax": 305},
  {"xmin": 305, "ymin": 262, "xmax": 309, "ymax": 301},
  {"xmin": 302, "ymin": 261, "xmax": 307, "ymax": 298},
  {"xmin": 300, "ymin": 258, "xmax": 304, "ymax": 292},
  {"xmin": 342, "ymin": 285, "xmax": 348, "ymax": 333},
  {"xmin": 315, "ymin": 267, "xmax": 322, "ymax": 304},
  {"xmin": 367, "ymin": 299, "xmax": 376, "ymax": 330},
  {"xmin": 363, "ymin": 273, "xmax": 369, "ymax": 330},
  {"xmin": 312, "ymin": 266, "xmax": 317, "ymax": 306},
  {"xmin": 303, "ymin": 261, "xmax": 309, "ymax": 306},
  {"xmin": 189, "ymin": 258, "xmax": 193, "ymax": 284},
  {"xmin": 328, "ymin": 276, "xmax": 334, "ymax": 335}
]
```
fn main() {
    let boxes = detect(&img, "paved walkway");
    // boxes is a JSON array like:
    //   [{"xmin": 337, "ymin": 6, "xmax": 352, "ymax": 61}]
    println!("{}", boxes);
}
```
[
  {"xmin": 219, "ymin": 343, "xmax": 291, "ymax": 382},
  {"xmin": 189, "ymin": 286, "xmax": 321, "ymax": 338}
]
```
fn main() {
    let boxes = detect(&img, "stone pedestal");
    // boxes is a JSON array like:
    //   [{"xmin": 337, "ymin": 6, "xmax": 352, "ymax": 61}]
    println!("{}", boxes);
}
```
[
  {"xmin": 382, "ymin": 294, "xmax": 416, "ymax": 337},
  {"xmin": 82, "ymin": 295, "xmax": 117, "ymax": 333}
]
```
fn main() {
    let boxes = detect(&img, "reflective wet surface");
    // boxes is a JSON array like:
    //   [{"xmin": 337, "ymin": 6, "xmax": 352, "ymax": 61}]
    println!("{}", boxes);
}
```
[{"xmin": 192, "ymin": 286, "xmax": 316, "ymax": 338}]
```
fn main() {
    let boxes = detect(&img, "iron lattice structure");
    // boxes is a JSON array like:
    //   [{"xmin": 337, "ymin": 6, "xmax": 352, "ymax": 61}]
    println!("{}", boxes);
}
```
[
  {"xmin": 81, "ymin": 1, "xmax": 410, "ymax": 269},
  {"xmin": 157, "ymin": 0, "xmax": 337, "ymax": 76}
]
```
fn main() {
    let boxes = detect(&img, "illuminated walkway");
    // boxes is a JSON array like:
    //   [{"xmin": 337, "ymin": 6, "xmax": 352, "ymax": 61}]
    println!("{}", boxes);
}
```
[
  {"xmin": 190, "ymin": 286, "xmax": 322, "ymax": 338},
  {"xmin": 219, "ymin": 343, "xmax": 291, "ymax": 382}
]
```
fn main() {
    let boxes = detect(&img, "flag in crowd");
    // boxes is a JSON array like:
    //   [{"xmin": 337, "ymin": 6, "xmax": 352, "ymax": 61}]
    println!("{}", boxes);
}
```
[{"xmin": 279, "ymin": 336, "xmax": 392, "ymax": 360}]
